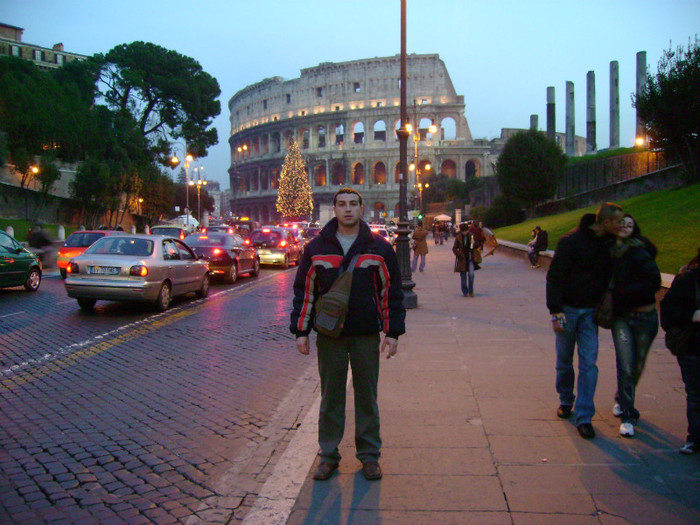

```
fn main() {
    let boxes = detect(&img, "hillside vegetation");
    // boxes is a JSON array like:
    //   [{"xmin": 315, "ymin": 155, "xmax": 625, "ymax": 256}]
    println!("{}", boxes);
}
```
[{"xmin": 494, "ymin": 183, "xmax": 700, "ymax": 274}]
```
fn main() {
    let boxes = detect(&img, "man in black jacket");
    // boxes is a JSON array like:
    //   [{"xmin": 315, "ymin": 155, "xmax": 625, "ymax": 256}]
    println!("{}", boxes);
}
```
[
  {"xmin": 528, "ymin": 226, "xmax": 548, "ymax": 268},
  {"xmin": 546, "ymin": 203, "xmax": 623, "ymax": 439},
  {"xmin": 290, "ymin": 188, "xmax": 405, "ymax": 481}
]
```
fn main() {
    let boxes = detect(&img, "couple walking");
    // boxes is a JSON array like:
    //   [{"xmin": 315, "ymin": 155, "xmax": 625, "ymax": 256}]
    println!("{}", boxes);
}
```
[{"xmin": 547, "ymin": 203, "xmax": 661, "ymax": 439}]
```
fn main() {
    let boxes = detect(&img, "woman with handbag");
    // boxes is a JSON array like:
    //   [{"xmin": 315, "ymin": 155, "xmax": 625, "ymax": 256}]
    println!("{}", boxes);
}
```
[
  {"xmin": 609, "ymin": 214, "xmax": 661, "ymax": 437},
  {"xmin": 452, "ymin": 223, "xmax": 476, "ymax": 297},
  {"xmin": 660, "ymin": 249, "xmax": 700, "ymax": 454}
]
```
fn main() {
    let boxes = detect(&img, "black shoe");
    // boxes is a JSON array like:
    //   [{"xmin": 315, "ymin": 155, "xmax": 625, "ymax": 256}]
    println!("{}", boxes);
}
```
[
  {"xmin": 557, "ymin": 405, "xmax": 572, "ymax": 419},
  {"xmin": 577, "ymin": 423, "xmax": 595, "ymax": 439},
  {"xmin": 362, "ymin": 461, "xmax": 382, "ymax": 480},
  {"xmin": 313, "ymin": 462, "xmax": 338, "ymax": 481}
]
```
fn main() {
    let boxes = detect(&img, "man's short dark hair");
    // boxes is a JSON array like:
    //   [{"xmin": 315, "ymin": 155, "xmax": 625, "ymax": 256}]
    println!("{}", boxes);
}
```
[
  {"xmin": 333, "ymin": 188, "xmax": 363, "ymax": 205},
  {"xmin": 596, "ymin": 202, "xmax": 623, "ymax": 224}
]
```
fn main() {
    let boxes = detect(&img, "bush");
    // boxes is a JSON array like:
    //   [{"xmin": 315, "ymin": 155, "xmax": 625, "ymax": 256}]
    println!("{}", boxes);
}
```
[{"xmin": 484, "ymin": 195, "xmax": 525, "ymax": 228}]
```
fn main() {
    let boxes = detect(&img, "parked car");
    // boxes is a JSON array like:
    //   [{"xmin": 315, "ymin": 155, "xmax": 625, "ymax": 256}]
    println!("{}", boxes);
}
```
[
  {"xmin": 184, "ymin": 232, "xmax": 259, "ymax": 283},
  {"xmin": 248, "ymin": 227, "xmax": 302, "ymax": 268},
  {"xmin": 56, "ymin": 230, "xmax": 123, "ymax": 278},
  {"xmin": 0, "ymin": 230, "xmax": 42, "ymax": 292},
  {"xmin": 64, "ymin": 234, "xmax": 209, "ymax": 311},
  {"xmin": 369, "ymin": 224, "xmax": 393, "ymax": 242}
]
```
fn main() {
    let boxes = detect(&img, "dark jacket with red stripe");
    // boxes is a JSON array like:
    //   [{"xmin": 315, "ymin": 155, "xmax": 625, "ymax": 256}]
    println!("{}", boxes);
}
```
[{"xmin": 290, "ymin": 218, "xmax": 406, "ymax": 339}]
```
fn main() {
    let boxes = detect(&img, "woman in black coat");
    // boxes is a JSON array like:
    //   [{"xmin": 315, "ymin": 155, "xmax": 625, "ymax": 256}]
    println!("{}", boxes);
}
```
[
  {"xmin": 660, "ymin": 249, "xmax": 700, "ymax": 454},
  {"xmin": 610, "ymin": 214, "xmax": 661, "ymax": 438}
]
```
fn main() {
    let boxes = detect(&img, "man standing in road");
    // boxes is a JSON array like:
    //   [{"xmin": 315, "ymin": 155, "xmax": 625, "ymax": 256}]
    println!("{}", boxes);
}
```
[
  {"xmin": 290, "ymin": 188, "xmax": 405, "ymax": 481},
  {"xmin": 546, "ymin": 203, "xmax": 623, "ymax": 439}
]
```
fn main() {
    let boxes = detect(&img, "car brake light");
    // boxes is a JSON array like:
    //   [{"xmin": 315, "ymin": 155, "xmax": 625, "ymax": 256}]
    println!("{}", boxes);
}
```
[
  {"xmin": 201, "ymin": 227, "xmax": 207, "ymax": 233},
  {"xmin": 199, "ymin": 235, "xmax": 209, "ymax": 240},
  {"xmin": 67, "ymin": 262, "xmax": 78, "ymax": 274},
  {"xmin": 180, "ymin": 234, "xmax": 185, "ymax": 240},
  {"xmin": 279, "ymin": 240, "xmax": 288, "ymax": 247},
  {"xmin": 262, "ymin": 228, "xmax": 271, "ymax": 233},
  {"xmin": 213, "ymin": 248, "xmax": 222, "ymax": 255},
  {"xmin": 129, "ymin": 265, "xmax": 148, "ymax": 277},
  {"xmin": 227, "ymin": 228, "xmax": 234, "ymax": 234},
  {"xmin": 244, "ymin": 239, "xmax": 250, "ymax": 245}
]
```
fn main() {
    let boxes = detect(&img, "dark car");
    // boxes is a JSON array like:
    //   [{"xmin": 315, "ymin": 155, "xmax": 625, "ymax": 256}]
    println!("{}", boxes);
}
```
[
  {"xmin": 0, "ymin": 230, "xmax": 42, "ymax": 291},
  {"xmin": 248, "ymin": 227, "xmax": 302, "ymax": 268},
  {"xmin": 184, "ymin": 232, "xmax": 260, "ymax": 283}
]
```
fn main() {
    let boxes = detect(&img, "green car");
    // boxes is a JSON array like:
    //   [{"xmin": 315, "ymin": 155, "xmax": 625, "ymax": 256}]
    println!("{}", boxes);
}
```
[{"xmin": 0, "ymin": 230, "xmax": 42, "ymax": 291}]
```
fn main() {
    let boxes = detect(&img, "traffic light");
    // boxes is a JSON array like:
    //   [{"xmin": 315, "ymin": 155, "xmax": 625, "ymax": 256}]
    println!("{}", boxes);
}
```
[{"xmin": 417, "ymin": 213, "xmax": 423, "ymax": 220}]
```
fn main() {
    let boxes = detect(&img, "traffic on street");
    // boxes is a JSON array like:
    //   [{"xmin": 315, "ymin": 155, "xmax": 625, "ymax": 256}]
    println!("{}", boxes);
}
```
[{"xmin": 0, "ymin": 267, "xmax": 315, "ymax": 523}]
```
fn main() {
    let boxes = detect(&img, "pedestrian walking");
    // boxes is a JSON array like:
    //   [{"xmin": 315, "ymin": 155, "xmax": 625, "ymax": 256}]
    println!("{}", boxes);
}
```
[
  {"xmin": 528, "ymin": 226, "xmax": 548, "ymax": 268},
  {"xmin": 546, "ymin": 203, "xmax": 623, "ymax": 439},
  {"xmin": 609, "ymin": 214, "xmax": 661, "ymax": 437},
  {"xmin": 660, "ymin": 248, "xmax": 700, "ymax": 455},
  {"xmin": 453, "ymin": 222, "xmax": 476, "ymax": 297},
  {"xmin": 290, "ymin": 188, "xmax": 406, "ymax": 481},
  {"xmin": 411, "ymin": 220, "xmax": 429, "ymax": 272}
]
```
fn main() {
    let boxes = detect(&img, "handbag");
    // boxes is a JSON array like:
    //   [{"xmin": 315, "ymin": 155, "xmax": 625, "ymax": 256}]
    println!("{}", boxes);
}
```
[
  {"xmin": 471, "ymin": 248, "xmax": 482, "ymax": 265},
  {"xmin": 664, "ymin": 277, "xmax": 700, "ymax": 356},
  {"xmin": 594, "ymin": 276, "xmax": 615, "ymax": 329},
  {"xmin": 314, "ymin": 255, "xmax": 360, "ymax": 338}
]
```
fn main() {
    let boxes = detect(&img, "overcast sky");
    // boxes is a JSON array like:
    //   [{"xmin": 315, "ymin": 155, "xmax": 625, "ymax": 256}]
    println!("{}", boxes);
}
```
[{"xmin": 5, "ymin": 0, "xmax": 698, "ymax": 187}]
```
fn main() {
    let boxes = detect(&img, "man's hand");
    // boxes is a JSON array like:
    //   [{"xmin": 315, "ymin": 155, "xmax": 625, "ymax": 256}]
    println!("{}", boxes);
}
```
[
  {"xmin": 381, "ymin": 336, "xmax": 398, "ymax": 359},
  {"xmin": 551, "ymin": 313, "xmax": 566, "ymax": 333},
  {"xmin": 296, "ymin": 336, "xmax": 310, "ymax": 355}
]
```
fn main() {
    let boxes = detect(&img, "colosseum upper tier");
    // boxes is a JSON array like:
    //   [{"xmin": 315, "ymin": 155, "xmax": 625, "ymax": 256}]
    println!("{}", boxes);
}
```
[{"xmin": 228, "ymin": 54, "xmax": 494, "ymax": 223}]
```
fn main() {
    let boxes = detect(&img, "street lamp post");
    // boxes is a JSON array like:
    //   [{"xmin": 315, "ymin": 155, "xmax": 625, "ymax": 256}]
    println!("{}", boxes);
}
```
[
  {"xmin": 190, "ymin": 166, "xmax": 207, "ymax": 224},
  {"xmin": 232, "ymin": 144, "xmax": 248, "ymax": 217},
  {"xmin": 396, "ymin": 0, "xmax": 417, "ymax": 308},
  {"xmin": 170, "ymin": 142, "xmax": 194, "ymax": 227}
]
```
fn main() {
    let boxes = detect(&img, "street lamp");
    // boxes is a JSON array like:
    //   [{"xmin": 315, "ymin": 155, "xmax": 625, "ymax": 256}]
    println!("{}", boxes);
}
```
[
  {"xmin": 396, "ymin": 0, "xmax": 417, "ymax": 308},
  {"xmin": 232, "ymin": 144, "xmax": 248, "ymax": 217},
  {"xmin": 190, "ymin": 166, "xmax": 207, "ymax": 223},
  {"xmin": 170, "ymin": 141, "xmax": 194, "ymax": 226},
  {"xmin": 407, "ymin": 99, "xmax": 437, "ymax": 215}
]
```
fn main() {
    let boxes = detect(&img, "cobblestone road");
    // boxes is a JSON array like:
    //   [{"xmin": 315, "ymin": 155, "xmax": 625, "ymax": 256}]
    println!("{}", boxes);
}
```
[{"xmin": 0, "ymin": 270, "xmax": 318, "ymax": 524}]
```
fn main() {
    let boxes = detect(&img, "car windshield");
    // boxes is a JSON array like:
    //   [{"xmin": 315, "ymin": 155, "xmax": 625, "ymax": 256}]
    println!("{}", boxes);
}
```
[
  {"xmin": 64, "ymin": 232, "xmax": 105, "ymax": 248},
  {"xmin": 151, "ymin": 227, "xmax": 183, "ymax": 237},
  {"xmin": 250, "ymin": 230, "xmax": 282, "ymax": 243},
  {"xmin": 299, "ymin": 228, "xmax": 320, "ymax": 240},
  {"xmin": 185, "ymin": 233, "xmax": 240, "ymax": 247},
  {"xmin": 86, "ymin": 237, "xmax": 154, "ymax": 256}
]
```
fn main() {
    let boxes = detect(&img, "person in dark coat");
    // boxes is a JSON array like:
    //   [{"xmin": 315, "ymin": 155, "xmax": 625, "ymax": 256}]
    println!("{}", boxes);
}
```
[
  {"xmin": 452, "ymin": 222, "xmax": 476, "ymax": 297},
  {"xmin": 528, "ymin": 226, "xmax": 549, "ymax": 268},
  {"xmin": 411, "ymin": 220, "xmax": 429, "ymax": 272},
  {"xmin": 609, "ymin": 214, "xmax": 661, "ymax": 438},
  {"xmin": 660, "ymin": 248, "xmax": 700, "ymax": 454},
  {"xmin": 546, "ymin": 203, "xmax": 623, "ymax": 439}
]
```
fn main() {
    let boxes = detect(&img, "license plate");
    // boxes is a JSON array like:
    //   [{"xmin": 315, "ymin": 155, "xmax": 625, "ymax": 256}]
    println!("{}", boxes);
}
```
[{"xmin": 88, "ymin": 266, "xmax": 119, "ymax": 275}]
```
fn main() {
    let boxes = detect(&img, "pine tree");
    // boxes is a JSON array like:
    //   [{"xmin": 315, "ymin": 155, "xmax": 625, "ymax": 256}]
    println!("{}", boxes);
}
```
[{"xmin": 276, "ymin": 138, "xmax": 313, "ymax": 220}]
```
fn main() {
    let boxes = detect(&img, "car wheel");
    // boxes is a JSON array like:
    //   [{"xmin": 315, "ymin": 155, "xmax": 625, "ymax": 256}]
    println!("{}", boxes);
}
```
[
  {"xmin": 281, "ymin": 254, "xmax": 289, "ymax": 269},
  {"xmin": 225, "ymin": 262, "xmax": 238, "ymax": 284},
  {"xmin": 155, "ymin": 282, "xmax": 171, "ymax": 311},
  {"xmin": 250, "ymin": 257, "xmax": 260, "ymax": 277},
  {"xmin": 24, "ymin": 268, "xmax": 41, "ymax": 292},
  {"xmin": 196, "ymin": 273, "xmax": 210, "ymax": 298},
  {"xmin": 59, "ymin": 268, "xmax": 67, "ymax": 279},
  {"xmin": 77, "ymin": 298, "xmax": 96, "ymax": 311}
]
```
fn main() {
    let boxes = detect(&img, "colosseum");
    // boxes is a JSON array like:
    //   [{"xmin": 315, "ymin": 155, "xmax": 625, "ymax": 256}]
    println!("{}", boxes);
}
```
[{"xmin": 227, "ymin": 54, "xmax": 498, "ymax": 223}]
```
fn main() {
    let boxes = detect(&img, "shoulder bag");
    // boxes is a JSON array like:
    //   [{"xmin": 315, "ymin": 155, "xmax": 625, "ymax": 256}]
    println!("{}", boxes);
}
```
[
  {"xmin": 314, "ymin": 254, "xmax": 360, "ymax": 338},
  {"xmin": 665, "ymin": 276, "xmax": 700, "ymax": 356},
  {"xmin": 594, "ymin": 276, "xmax": 615, "ymax": 329}
]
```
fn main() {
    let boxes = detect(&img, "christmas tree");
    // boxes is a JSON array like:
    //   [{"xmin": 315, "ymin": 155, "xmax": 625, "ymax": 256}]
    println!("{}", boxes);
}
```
[{"xmin": 276, "ymin": 138, "xmax": 313, "ymax": 220}]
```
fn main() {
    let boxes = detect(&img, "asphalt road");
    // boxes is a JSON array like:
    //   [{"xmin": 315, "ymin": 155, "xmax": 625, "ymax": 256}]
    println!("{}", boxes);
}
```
[{"xmin": 0, "ymin": 268, "xmax": 318, "ymax": 524}]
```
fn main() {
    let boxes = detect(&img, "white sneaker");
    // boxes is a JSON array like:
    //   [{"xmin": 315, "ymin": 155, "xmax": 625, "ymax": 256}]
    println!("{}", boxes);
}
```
[
  {"xmin": 613, "ymin": 403, "xmax": 623, "ymax": 417},
  {"xmin": 620, "ymin": 422, "xmax": 635, "ymax": 437}
]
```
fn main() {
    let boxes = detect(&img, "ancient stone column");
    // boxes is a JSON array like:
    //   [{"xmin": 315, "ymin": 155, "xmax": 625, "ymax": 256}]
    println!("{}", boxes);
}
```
[
  {"xmin": 610, "ymin": 61, "xmax": 620, "ymax": 149},
  {"xmin": 565, "ymin": 81, "xmax": 575, "ymax": 156},
  {"xmin": 546, "ymin": 87, "xmax": 555, "ymax": 142},
  {"xmin": 636, "ymin": 51, "xmax": 647, "ymax": 141},
  {"xmin": 530, "ymin": 114, "xmax": 538, "ymax": 131},
  {"xmin": 586, "ymin": 71, "xmax": 596, "ymax": 153}
]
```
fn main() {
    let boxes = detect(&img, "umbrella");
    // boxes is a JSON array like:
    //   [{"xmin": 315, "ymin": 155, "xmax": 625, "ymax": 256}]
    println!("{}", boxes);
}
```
[{"xmin": 434, "ymin": 214, "xmax": 451, "ymax": 221}]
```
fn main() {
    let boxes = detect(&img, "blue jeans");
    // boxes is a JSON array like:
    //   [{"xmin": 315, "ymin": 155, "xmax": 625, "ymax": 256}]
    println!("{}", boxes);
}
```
[
  {"xmin": 459, "ymin": 261, "xmax": 475, "ymax": 295},
  {"xmin": 411, "ymin": 253, "xmax": 426, "ymax": 272},
  {"xmin": 677, "ymin": 354, "xmax": 700, "ymax": 444},
  {"xmin": 612, "ymin": 309, "xmax": 659, "ymax": 423},
  {"xmin": 555, "ymin": 306, "xmax": 599, "ymax": 425}
]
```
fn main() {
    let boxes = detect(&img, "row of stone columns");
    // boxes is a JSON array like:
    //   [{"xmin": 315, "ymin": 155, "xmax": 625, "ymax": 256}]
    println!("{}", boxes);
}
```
[{"xmin": 532, "ymin": 51, "xmax": 648, "ymax": 155}]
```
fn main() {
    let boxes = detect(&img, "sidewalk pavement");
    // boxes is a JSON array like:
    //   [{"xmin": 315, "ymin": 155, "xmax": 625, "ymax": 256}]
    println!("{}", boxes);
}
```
[{"xmin": 248, "ymin": 241, "xmax": 700, "ymax": 525}]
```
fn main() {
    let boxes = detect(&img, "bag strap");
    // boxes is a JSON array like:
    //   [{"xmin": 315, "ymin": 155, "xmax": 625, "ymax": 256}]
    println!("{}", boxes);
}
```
[{"xmin": 341, "ymin": 254, "xmax": 361, "ymax": 274}]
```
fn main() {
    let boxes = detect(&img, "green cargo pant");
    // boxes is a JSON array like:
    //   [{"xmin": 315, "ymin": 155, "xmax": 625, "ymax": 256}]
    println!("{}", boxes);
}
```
[{"xmin": 316, "ymin": 332, "xmax": 381, "ymax": 464}]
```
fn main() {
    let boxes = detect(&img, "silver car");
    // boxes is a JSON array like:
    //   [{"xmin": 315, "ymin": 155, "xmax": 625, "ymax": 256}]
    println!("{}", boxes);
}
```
[{"xmin": 64, "ymin": 234, "xmax": 210, "ymax": 311}]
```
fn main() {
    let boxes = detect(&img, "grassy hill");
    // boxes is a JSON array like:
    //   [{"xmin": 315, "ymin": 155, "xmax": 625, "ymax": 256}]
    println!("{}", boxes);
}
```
[{"xmin": 493, "ymin": 183, "xmax": 700, "ymax": 274}]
